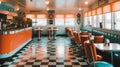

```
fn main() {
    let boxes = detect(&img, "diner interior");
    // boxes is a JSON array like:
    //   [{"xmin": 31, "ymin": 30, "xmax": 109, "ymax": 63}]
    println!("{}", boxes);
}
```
[{"xmin": 0, "ymin": 0, "xmax": 120, "ymax": 67}]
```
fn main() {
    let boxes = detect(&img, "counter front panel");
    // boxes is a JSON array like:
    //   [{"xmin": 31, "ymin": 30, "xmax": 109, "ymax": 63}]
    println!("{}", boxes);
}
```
[{"xmin": 0, "ymin": 27, "xmax": 32, "ymax": 58}]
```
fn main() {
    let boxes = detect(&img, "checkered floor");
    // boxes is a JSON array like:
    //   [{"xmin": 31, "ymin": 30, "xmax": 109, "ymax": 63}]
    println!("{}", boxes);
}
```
[{"xmin": 0, "ymin": 37, "xmax": 89, "ymax": 67}]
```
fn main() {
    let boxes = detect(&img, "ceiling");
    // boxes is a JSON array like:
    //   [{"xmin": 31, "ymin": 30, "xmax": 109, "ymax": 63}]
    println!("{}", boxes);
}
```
[{"xmin": 2, "ymin": 0, "xmax": 97, "ymax": 14}]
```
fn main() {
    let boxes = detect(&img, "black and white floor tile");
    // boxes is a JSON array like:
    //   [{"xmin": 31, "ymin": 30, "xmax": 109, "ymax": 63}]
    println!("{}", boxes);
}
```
[{"xmin": 0, "ymin": 37, "xmax": 89, "ymax": 67}]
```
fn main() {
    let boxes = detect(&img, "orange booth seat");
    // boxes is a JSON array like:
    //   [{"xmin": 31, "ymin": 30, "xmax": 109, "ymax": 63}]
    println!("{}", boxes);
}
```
[{"xmin": 0, "ymin": 27, "xmax": 32, "ymax": 58}]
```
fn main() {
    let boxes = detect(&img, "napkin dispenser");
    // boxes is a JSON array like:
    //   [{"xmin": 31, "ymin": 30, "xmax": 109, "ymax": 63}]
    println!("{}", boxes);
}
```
[{"xmin": 104, "ymin": 38, "xmax": 110, "ymax": 46}]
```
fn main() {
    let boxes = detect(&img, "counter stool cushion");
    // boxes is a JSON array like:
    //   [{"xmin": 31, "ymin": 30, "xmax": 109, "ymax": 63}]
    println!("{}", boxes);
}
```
[
  {"xmin": 94, "ymin": 36, "xmax": 104, "ymax": 43},
  {"xmin": 91, "ymin": 61, "xmax": 113, "ymax": 67}
]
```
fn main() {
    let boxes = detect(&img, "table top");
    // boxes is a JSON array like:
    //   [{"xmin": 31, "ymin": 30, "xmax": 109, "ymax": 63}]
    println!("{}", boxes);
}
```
[
  {"xmin": 81, "ymin": 35, "xmax": 89, "ymax": 37},
  {"xmin": 73, "ymin": 31, "xmax": 77, "ymax": 33},
  {"xmin": 35, "ymin": 29, "xmax": 43, "ymax": 30},
  {"xmin": 73, "ymin": 30, "xmax": 81, "ymax": 33},
  {"xmin": 94, "ymin": 43, "xmax": 120, "ymax": 51},
  {"xmin": 47, "ymin": 29, "xmax": 58, "ymax": 30}
]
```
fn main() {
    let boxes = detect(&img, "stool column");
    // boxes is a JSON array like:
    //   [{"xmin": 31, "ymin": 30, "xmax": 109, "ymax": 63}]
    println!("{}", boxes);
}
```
[
  {"xmin": 48, "ymin": 27, "xmax": 52, "ymax": 40},
  {"xmin": 53, "ymin": 27, "xmax": 58, "ymax": 40},
  {"xmin": 35, "ymin": 27, "xmax": 43, "ymax": 41}
]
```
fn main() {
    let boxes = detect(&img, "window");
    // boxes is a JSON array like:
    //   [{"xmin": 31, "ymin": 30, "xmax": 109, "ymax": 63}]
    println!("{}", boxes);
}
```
[
  {"xmin": 55, "ymin": 15, "xmax": 64, "ymax": 26},
  {"xmin": 84, "ymin": 17, "xmax": 88, "ymax": 26},
  {"xmin": 88, "ymin": 16, "xmax": 92, "ymax": 26},
  {"xmin": 65, "ymin": 18, "xmax": 75, "ymax": 26},
  {"xmin": 88, "ymin": 11, "xmax": 92, "ymax": 26},
  {"xmin": 36, "ymin": 14, "xmax": 47, "ymax": 26},
  {"xmin": 32, "ymin": 19, "xmax": 36, "ymax": 26},
  {"xmin": 112, "ymin": 1, "xmax": 120, "ymax": 30},
  {"xmin": 115, "ymin": 11, "xmax": 120, "ymax": 30},
  {"xmin": 65, "ymin": 14, "xmax": 75, "ymax": 26},
  {"xmin": 84, "ymin": 12, "xmax": 88, "ymax": 26},
  {"xmin": 97, "ymin": 14, "xmax": 103, "ymax": 28},
  {"xmin": 104, "ymin": 13, "xmax": 111, "ymax": 29},
  {"xmin": 55, "ymin": 18, "xmax": 64, "ymax": 26},
  {"xmin": 92, "ymin": 15, "xmax": 97, "ymax": 27},
  {"xmin": 92, "ymin": 9, "xmax": 96, "ymax": 27},
  {"xmin": 96, "ymin": 7, "xmax": 102, "ymax": 28},
  {"xmin": 36, "ymin": 18, "xmax": 47, "ymax": 26}
]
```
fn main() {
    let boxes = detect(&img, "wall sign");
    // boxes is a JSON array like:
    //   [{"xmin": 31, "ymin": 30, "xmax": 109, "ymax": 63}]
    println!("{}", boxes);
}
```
[
  {"xmin": 48, "ymin": 10, "xmax": 55, "ymax": 24},
  {"xmin": 77, "ymin": 13, "xmax": 81, "ymax": 24}
]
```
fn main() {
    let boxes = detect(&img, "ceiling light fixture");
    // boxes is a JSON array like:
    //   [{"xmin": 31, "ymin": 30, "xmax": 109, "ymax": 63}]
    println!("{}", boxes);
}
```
[
  {"xmin": 85, "ymin": 1, "xmax": 88, "ymax": 5},
  {"xmin": 45, "ymin": 1, "xmax": 49, "ymax": 5},
  {"xmin": 0, "ymin": 1, "xmax": 2, "ymax": 4},
  {"xmin": 16, "ymin": 7, "xmax": 19, "ymax": 11},
  {"xmin": 47, "ymin": 7, "xmax": 49, "ymax": 11},
  {"xmin": 15, "ymin": 6, "xmax": 19, "ymax": 11},
  {"xmin": 79, "ymin": 8, "xmax": 82, "ymax": 11}
]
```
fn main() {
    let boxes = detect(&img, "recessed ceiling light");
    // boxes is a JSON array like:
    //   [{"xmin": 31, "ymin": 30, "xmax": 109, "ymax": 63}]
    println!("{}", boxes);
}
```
[
  {"xmin": 85, "ymin": 1, "xmax": 88, "ymax": 5},
  {"xmin": 15, "ymin": 6, "xmax": 19, "ymax": 11},
  {"xmin": 0, "ymin": 1, "xmax": 2, "ymax": 4},
  {"xmin": 16, "ymin": 8, "xmax": 19, "ymax": 11},
  {"xmin": 79, "ymin": 8, "xmax": 82, "ymax": 11},
  {"xmin": 45, "ymin": 1, "xmax": 49, "ymax": 5},
  {"xmin": 47, "ymin": 7, "xmax": 49, "ymax": 11}
]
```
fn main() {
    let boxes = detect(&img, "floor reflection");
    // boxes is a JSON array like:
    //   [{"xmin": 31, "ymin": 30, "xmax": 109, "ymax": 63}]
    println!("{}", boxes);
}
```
[
  {"xmin": 56, "ymin": 44, "xmax": 66, "ymax": 59},
  {"xmin": 1, "ymin": 37, "xmax": 88, "ymax": 67}
]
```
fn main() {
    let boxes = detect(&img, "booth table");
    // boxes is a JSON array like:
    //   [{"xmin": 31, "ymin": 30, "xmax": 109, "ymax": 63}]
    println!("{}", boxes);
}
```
[{"xmin": 94, "ymin": 43, "xmax": 120, "ymax": 64}]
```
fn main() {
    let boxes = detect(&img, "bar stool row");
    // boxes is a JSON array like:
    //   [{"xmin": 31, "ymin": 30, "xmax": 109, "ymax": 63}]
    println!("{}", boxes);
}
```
[{"xmin": 35, "ymin": 27, "xmax": 58, "ymax": 40}]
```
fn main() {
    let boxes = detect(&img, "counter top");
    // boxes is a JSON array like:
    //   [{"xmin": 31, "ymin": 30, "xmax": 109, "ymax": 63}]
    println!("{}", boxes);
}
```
[{"xmin": 0, "ymin": 27, "xmax": 32, "ymax": 35}]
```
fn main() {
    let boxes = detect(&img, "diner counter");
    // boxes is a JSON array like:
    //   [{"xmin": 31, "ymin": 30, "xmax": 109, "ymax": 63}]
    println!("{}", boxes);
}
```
[
  {"xmin": 0, "ymin": 27, "xmax": 32, "ymax": 35},
  {"xmin": 0, "ymin": 27, "xmax": 32, "ymax": 58}
]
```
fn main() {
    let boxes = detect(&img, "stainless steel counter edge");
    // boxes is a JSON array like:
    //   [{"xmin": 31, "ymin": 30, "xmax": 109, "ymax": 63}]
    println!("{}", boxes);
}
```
[{"xmin": 0, "ymin": 27, "xmax": 32, "ymax": 35}]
